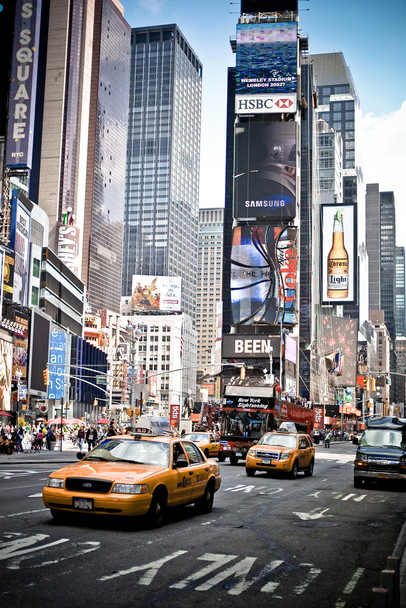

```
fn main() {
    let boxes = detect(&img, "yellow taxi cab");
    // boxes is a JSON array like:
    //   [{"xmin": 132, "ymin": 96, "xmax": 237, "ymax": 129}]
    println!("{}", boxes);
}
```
[
  {"xmin": 245, "ymin": 431, "xmax": 315, "ymax": 478},
  {"xmin": 182, "ymin": 431, "xmax": 220, "ymax": 459},
  {"xmin": 42, "ymin": 434, "xmax": 221, "ymax": 527}
]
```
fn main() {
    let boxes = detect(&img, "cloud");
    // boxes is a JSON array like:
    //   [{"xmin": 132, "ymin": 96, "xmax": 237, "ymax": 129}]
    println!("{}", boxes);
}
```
[
  {"xmin": 359, "ymin": 101, "xmax": 406, "ymax": 245},
  {"xmin": 136, "ymin": 0, "xmax": 169, "ymax": 13}
]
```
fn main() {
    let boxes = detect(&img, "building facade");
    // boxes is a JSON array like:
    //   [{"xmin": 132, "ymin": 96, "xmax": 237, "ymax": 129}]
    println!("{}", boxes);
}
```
[
  {"xmin": 123, "ymin": 24, "xmax": 202, "ymax": 321},
  {"xmin": 197, "ymin": 208, "xmax": 224, "ymax": 375}
]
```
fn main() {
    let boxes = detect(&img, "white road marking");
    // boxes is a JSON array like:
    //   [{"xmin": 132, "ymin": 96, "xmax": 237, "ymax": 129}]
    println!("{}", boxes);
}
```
[
  {"xmin": 98, "ymin": 550, "xmax": 187, "ymax": 582},
  {"xmin": 10, "ymin": 541, "xmax": 100, "ymax": 570},
  {"xmin": 0, "ymin": 509, "xmax": 47, "ymax": 519},
  {"xmin": 28, "ymin": 493, "xmax": 43, "ymax": 498},
  {"xmin": 332, "ymin": 492, "xmax": 367, "ymax": 502},
  {"xmin": 294, "ymin": 564, "xmax": 322, "ymax": 595},
  {"xmin": 0, "ymin": 469, "xmax": 41, "ymax": 479},
  {"xmin": 223, "ymin": 484, "xmax": 256, "ymax": 493},
  {"xmin": 171, "ymin": 553, "xmax": 236, "ymax": 590},
  {"xmin": 0, "ymin": 534, "xmax": 69, "ymax": 562},
  {"xmin": 293, "ymin": 508, "xmax": 332, "ymax": 521},
  {"xmin": 342, "ymin": 567, "xmax": 365, "ymax": 594}
]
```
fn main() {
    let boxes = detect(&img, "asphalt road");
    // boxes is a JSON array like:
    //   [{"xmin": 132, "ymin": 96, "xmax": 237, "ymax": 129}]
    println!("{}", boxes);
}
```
[{"xmin": 0, "ymin": 441, "xmax": 405, "ymax": 608}]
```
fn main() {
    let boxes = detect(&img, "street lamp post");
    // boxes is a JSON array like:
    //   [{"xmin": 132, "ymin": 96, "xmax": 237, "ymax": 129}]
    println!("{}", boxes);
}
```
[{"xmin": 126, "ymin": 322, "xmax": 143, "ymax": 426}]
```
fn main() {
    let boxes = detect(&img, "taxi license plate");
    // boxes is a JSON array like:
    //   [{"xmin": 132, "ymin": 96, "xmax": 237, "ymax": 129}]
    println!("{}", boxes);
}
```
[
  {"xmin": 378, "ymin": 474, "xmax": 389, "ymax": 479},
  {"xmin": 262, "ymin": 458, "xmax": 271, "ymax": 465},
  {"xmin": 236, "ymin": 452, "xmax": 243, "ymax": 457},
  {"xmin": 73, "ymin": 498, "xmax": 93, "ymax": 510}
]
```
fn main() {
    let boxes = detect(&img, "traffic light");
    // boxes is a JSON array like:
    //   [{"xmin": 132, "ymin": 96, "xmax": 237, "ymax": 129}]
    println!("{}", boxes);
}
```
[
  {"xmin": 240, "ymin": 365, "xmax": 246, "ymax": 380},
  {"xmin": 43, "ymin": 368, "xmax": 50, "ymax": 386},
  {"xmin": 126, "ymin": 408, "xmax": 132, "ymax": 417},
  {"xmin": 363, "ymin": 377, "xmax": 370, "ymax": 390},
  {"xmin": 370, "ymin": 378, "xmax": 376, "ymax": 391}
]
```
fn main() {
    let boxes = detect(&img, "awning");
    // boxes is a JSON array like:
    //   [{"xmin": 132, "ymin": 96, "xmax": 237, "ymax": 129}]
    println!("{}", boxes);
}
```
[{"xmin": 0, "ymin": 411, "xmax": 12, "ymax": 417}]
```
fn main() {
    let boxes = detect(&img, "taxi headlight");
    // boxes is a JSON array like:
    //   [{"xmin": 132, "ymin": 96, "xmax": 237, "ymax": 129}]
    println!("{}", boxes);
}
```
[
  {"xmin": 280, "ymin": 452, "xmax": 291, "ymax": 461},
  {"xmin": 45, "ymin": 477, "xmax": 64, "ymax": 488},
  {"xmin": 248, "ymin": 449, "xmax": 256, "ymax": 457},
  {"xmin": 112, "ymin": 483, "xmax": 149, "ymax": 495}
]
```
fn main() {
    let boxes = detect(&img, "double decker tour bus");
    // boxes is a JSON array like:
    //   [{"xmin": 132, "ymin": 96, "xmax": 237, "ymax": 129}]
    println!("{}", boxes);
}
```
[{"xmin": 219, "ymin": 386, "xmax": 314, "ymax": 464}]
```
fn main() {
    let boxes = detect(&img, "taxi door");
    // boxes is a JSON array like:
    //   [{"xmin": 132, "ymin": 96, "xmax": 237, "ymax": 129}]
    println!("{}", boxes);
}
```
[
  {"xmin": 182, "ymin": 441, "xmax": 210, "ymax": 501},
  {"xmin": 209, "ymin": 433, "xmax": 220, "ymax": 458},
  {"xmin": 298, "ymin": 435, "xmax": 312, "ymax": 469},
  {"xmin": 169, "ymin": 441, "xmax": 194, "ymax": 506}
]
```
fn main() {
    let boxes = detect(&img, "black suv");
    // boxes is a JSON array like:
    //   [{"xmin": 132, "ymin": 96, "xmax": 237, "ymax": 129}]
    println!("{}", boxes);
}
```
[{"xmin": 354, "ymin": 416, "xmax": 406, "ymax": 487}]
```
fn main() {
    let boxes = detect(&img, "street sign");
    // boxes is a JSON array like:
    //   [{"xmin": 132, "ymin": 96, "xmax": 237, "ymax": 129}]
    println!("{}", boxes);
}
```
[{"xmin": 96, "ymin": 376, "xmax": 107, "ymax": 385}]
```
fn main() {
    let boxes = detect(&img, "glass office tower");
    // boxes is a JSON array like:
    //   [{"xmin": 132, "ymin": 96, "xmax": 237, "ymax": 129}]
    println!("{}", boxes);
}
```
[{"xmin": 123, "ymin": 25, "xmax": 202, "ymax": 320}]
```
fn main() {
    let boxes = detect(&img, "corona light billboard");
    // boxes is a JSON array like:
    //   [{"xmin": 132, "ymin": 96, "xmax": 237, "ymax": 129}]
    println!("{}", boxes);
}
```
[
  {"xmin": 230, "ymin": 225, "xmax": 297, "ymax": 326},
  {"xmin": 321, "ymin": 204, "xmax": 357, "ymax": 305},
  {"xmin": 234, "ymin": 122, "xmax": 296, "ymax": 220},
  {"xmin": 235, "ymin": 22, "xmax": 297, "ymax": 115}
]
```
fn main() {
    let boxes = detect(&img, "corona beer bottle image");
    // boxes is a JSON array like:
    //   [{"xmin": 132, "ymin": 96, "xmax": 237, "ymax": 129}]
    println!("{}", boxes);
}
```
[{"xmin": 327, "ymin": 208, "xmax": 349, "ymax": 298}]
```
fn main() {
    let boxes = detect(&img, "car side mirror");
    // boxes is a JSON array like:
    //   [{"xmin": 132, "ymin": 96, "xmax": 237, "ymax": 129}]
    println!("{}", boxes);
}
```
[
  {"xmin": 173, "ymin": 457, "xmax": 188, "ymax": 468},
  {"xmin": 76, "ymin": 452, "xmax": 86, "ymax": 460}
]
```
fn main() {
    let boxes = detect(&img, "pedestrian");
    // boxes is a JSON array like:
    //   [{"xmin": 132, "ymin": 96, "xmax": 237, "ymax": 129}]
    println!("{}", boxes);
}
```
[
  {"xmin": 46, "ymin": 427, "xmax": 54, "ymax": 450},
  {"xmin": 107, "ymin": 422, "xmax": 117, "ymax": 437},
  {"xmin": 325, "ymin": 431, "xmax": 331, "ymax": 448},
  {"xmin": 86, "ymin": 425, "xmax": 98, "ymax": 451},
  {"xmin": 77, "ymin": 426, "xmax": 85, "ymax": 450}
]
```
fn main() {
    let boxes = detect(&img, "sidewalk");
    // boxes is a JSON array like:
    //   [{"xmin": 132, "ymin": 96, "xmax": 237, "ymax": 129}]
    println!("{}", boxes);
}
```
[{"xmin": 0, "ymin": 441, "xmax": 80, "ymax": 465}]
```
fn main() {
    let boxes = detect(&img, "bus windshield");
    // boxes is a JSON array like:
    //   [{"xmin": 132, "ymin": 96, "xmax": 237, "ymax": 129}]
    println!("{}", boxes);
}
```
[{"xmin": 221, "ymin": 410, "xmax": 274, "ymax": 440}]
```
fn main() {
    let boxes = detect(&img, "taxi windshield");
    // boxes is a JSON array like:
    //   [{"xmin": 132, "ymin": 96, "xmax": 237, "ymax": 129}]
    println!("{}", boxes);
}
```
[
  {"xmin": 259, "ymin": 433, "xmax": 297, "ymax": 449},
  {"xmin": 183, "ymin": 433, "xmax": 208, "ymax": 443},
  {"xmin": 85, "ymin": 439, "xmax": 170, "ymax": 467}
]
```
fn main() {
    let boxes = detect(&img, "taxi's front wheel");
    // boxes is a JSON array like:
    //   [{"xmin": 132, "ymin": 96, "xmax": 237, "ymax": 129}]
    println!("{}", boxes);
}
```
[
  {"xmin": 146, "ymin": 489, "xmax": 167, "ymax": 528},
  {"xmin": 195, "ymin": 480, "xmax": 215, "ymax": 514}
]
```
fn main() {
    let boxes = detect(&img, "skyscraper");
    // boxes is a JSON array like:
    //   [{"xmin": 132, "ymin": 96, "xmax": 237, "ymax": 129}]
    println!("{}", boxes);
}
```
[
  {"xmin": 311, "ymin": 52, "xmax": 365, "ymax": 325},
  {"xmin": 395, "ymin": 247, "xmax": 405, "ymax": 337},
  {"xmin": 123, "ymin": 24, "xmax": 202, "ymax": 321},
  {"xmin": 30, "ymin": 0, "xmax": 131, "ymax": 314},
  {"xmin": 197, "ymin": 208, "xmax": 224, "ymax": 374}
]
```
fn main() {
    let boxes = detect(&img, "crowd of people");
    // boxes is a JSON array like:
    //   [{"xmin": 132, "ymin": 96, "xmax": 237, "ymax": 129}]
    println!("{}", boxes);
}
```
[{"xmin": 0, "ymin": 420, "xmax": 124, "ymax": 454}]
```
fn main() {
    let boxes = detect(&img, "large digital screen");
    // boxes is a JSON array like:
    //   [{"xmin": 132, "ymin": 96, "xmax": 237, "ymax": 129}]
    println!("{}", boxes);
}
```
[
  {"xmin": 318, "ymin": 315, "xmax": 357, "ymax": 388},
  {"xmin": 235, "ymin": 22, "xmax": 297, "ymax": 114},
  {"xmin": 10, "ymin": 195, "xmax": 31, "ymax": 307},
  {"xmin": 131, "ymin": 275, "xmax": 182, "ymax": 312},
  {"xmin": 234, "ymin": 122, "xmax": 296, "ymax": 219},
  {"xmin": 241, "ymin": 1, "xmax": 298, "ymax": 13},
  {"xmin": 230, "ymin": 225, "xmax": 297, "ymax": 326},
  {"xmin": 321, "ymin": 204, "xmax": 357, "ymax": 304}
]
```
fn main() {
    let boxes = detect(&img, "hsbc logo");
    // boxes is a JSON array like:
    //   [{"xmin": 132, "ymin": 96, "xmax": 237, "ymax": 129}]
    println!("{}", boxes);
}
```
[
  {"xmin": 235, "ymin": 94, "xmax": 297, "ymax": 115},
  {"xmin": 275, "ymin": 99, "xmax": 294, "ymax": 109}
]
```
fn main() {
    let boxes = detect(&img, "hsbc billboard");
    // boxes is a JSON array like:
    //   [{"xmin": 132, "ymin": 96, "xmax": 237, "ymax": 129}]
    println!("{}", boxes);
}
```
[
  {"xmin": 235, "ymin": 94, "xmax": 296, "ymax": 114},
  {"xmin": 235, "ymin": 22, "xmax": 298, "ymax": 115}
]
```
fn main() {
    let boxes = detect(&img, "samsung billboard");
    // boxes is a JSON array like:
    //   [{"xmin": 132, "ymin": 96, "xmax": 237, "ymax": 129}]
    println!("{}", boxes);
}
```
[
  {"xmin": 6, "ymin": 0, "xmax": 42, "ymax": 169},
  {"xmin": 235, "ymin": 22, "xmax": 297, "ymax": 115},
  {"xmin": 131, "ymin": 275, "xmax": 182, "ymax": 312},
  {"xmin": 234, "ymin": 122, "xmax": 296, "ymax": 220},
  {"xmin": 230, "ymin": 225, "xmax": 298, "ymax": 326}
]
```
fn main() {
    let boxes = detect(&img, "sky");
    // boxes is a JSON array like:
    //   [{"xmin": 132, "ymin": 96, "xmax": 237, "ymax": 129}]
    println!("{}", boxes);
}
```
[{"xmin": 121, "ymin": 0, "xmax": 406, "ymax": 248}]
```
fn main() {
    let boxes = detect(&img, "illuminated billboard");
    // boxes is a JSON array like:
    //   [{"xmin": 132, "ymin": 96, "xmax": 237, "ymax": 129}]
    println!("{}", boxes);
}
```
[
  {"xmin": 10, "ymin": 194, "xmax": 31, "ymax": 307},
  {"xmin": 318, "ymin": 315, "xmax": 357, "ymax": 388},
  {"xmin": 241, "ymin": 1, "xmax": 298, "ymax": 13},
  {"xmin": 234, "ymin": 122, "xmax": 296, "ymax": 220},
  {"xmin": 230, "ymin": 225, "xmax": 297, "ymax": 326},
  {"xmin": 131, "ymin": 276, "xmax": 182, "ymax": 312},
  {"xmin": 321, "ymin": 204, "xmax": 357, "ymax": 305},
  {"xmin": 235, "ymin": 22, "xmax": 297, "ymax": 114},
  {"xmin": 6, "ymin": 0, "xmax": 42, "ymax": 168}
]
